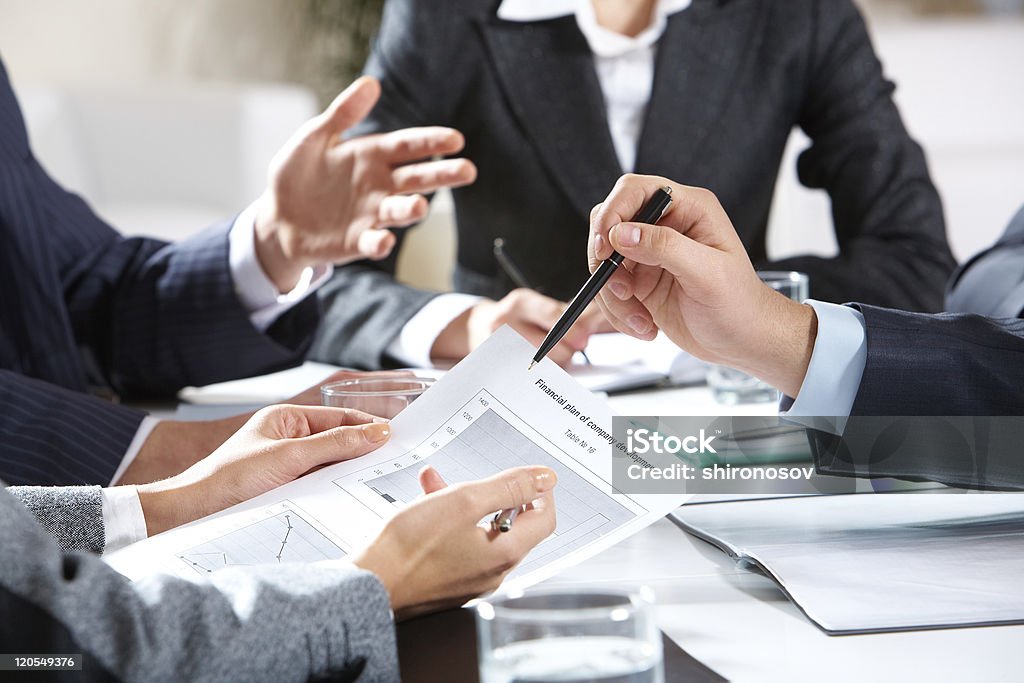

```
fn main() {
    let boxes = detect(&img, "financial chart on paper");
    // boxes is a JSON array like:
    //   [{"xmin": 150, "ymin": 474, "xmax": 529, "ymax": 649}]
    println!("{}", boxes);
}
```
[
  {"xmin": 333, "ymin": 390, "xmax": 641, "ymax": 575},
  {"xmin": 178, "ymin": 503, "xmax": 345, "ymax": 574}
]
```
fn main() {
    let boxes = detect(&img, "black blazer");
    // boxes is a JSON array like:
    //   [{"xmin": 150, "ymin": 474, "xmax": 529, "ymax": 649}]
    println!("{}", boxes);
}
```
[
  {"xmin": 312, "ymin": 0, "xmax": 956, "ymax": 369},
  {"xmin": 0, "ymin": 59, "xmax": 319, "ymax": 486}
]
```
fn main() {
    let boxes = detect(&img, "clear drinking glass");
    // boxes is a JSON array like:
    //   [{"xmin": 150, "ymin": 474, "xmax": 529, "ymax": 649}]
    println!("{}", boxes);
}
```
[
  {"xmin": 320, "ymin": 377, "xmax": 435, "ymax": 419},
  {"xmin": 708, "ymin": 270, "xmax": 810, "ymax": 404},
  {"xmin": 476, "ymin": 587, "xmax": 663, "ymax": 683}
]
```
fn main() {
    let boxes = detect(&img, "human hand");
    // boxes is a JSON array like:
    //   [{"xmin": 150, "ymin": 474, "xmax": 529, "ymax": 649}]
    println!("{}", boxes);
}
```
[
  {"xmin": 589, "ymin": 174, "xmax": 817, "ymax": 397},
  {"xmin": 430, "ymin": 289, "xmax": 608, "ymax": 365},
  {"xmin": 353, "ymin": 465, "xmax": 557, "ymax": 619},
  {"xmin": 136, "ymin": 405, "xmax": 390, "ymax": 536},
  {"xmin": 253, "ymin": 76, "xmax": 477, "ymax": 291}
]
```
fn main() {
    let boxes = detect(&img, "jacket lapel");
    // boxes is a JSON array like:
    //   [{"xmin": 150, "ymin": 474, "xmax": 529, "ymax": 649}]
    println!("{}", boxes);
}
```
[
  {"xmin": 478, "ymin": 15, "xmax": 623, "ymax": 218},
  {"xmin": 635, "ymin": 2, "xmax": 763, "ymax": 183}
]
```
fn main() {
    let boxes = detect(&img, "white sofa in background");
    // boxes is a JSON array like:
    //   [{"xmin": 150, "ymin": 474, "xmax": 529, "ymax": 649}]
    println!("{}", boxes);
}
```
[{"xmin": 18, "ymin": 82, "xmax": 318, "ymax": 242}]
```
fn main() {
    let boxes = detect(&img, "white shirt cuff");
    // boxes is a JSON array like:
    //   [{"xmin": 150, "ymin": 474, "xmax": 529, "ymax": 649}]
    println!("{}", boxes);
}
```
[
  {"xmin": 228, "ymin": 203, "xmax": 333, "ymax": 332},
  {"xmin": 109, "ymin": 416, "xmax": 161, "ymax": 486},
  {"xmin": 100, "ymin": 486, "xmax": 148, "ymax": 553},
  {"xmin": 385, "ymin": 293, "xmax": 484, "ymax": 367},
  {"xmin": 781, "ymin": 301, "xmax": 867, "ymax": 422}
]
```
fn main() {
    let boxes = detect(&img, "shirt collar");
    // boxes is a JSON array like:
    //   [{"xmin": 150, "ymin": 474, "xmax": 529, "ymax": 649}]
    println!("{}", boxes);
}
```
[{"xmin": 497, "ymin": 0, "xmax": 691, "ymax": 57}]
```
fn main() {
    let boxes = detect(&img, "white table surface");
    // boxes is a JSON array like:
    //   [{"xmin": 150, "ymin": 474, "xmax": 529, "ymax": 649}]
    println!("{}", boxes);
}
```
[{"xmin": 174, "ymin": 364, "xmax": 1023, "ymax": 682}]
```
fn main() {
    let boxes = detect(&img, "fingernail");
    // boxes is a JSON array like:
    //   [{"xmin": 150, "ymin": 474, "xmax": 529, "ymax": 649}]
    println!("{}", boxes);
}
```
[
  {"xmin": 627, "ymin": 314, "xmax": 651, "ymax": 335},
  {"xmin": 372, "ymin": 416, "xmax": 390, "ymax": 424},
  {"xmin": 609, "ymin": 281, "xmax": 627, "ymax": 299},
  {"xmin": 614, "ymin": 224, "xmax": 641, "ymax": 247},
  {"xmin": 532, "ymin": 467, "xmax": 557, "ymax": 492},
  {"xmin": 593, "ymin": 233, "xmax": 606, "ymax": 254},
  {"xmin": 363, "ymin": 423, "xmax": 391, "ymax": 443}
]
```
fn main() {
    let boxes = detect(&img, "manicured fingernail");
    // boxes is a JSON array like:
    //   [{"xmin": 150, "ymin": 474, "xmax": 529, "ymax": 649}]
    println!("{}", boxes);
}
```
[
  {"xmin": 372, "ymin": 416, "xmax": 390, "ymax": 424},
  {"xmin": 594, "ymin": 233, "xmax": 606, "ymax": 254},
  {"xmin": 627, "ymin": 314, "xmax": 651, "ymax": 334},
  {"xmin": 363, "ymin": 423, "xmax": 391, "ymax": 443},
  {"xmin": 609, "ymin": 281, "xmax": 627, "ymax": 299},
  {"xmin": 532, "ymin": 467, "xmax": 557, "ymax": 492},
  {"xmin": 614, "ymin": 224, "xmax": 641, "ymax": 247}
]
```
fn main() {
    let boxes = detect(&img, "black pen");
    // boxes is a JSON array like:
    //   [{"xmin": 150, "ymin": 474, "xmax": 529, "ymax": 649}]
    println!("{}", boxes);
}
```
[
  {"xmin": 495, "ymin": 238, "xmax": 592, "ymax": 365},
  {"xmin": 529, "ymin": 186, "xmax": 673, "ymax": 369}
]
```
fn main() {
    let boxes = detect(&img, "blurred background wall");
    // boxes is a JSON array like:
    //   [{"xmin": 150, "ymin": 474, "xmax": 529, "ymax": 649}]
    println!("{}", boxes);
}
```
[{"xmin": 1, "ymin": 0, "xmax": 1022, "ymax": 290}]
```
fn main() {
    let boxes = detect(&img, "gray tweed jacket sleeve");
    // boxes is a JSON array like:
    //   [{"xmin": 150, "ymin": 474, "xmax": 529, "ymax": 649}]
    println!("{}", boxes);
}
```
[
  {"xmin": 0, "ymin": 485, "xmax": 399, "ymax": 682},
  {"xmin": 6, "ymin": 485, "xmax": 106, "ymax": 554}
]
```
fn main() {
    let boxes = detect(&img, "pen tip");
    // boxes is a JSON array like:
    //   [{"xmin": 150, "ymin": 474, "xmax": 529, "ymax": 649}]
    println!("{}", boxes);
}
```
[{"xmin": 528, "ymin": 361, "xmax": 536, "ymax": 371}]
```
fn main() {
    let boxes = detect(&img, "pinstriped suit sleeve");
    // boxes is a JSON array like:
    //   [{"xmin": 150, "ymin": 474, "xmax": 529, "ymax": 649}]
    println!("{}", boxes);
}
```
[
  {"xmin": 0, "ymin": 488, "xmax": 399, "ymax": 682},
  {"xmin": 0, "ymin": 370, "xmax": 145, "ymax": 486},
  {"xmin": 0, "ymin": 56, "xmax": 319, "ymax": 399},
  {"xmin": 48, "ymin": 195, "xmax": 322, "ymax": 398}
]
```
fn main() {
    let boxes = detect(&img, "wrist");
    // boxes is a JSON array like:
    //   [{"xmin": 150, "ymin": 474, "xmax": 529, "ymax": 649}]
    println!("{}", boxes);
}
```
[
  {"xmin": 429, "ymin": 305, "xmax": 477, "ymax": 361},
  {"xmin": 117, "ymin": 414, "xmax": 250, "ymax": 486},
  {"xmin": 731, "ymin": 291, "xmax": 817, "ymax": 398},
  {"xmin": 254, "ymin": 194, "xmax": 309, "ymax": 293},
  {"xmin": 352, "ymin": 541, "xmax": 410, "ymax": 613},
  {"xmin": 136, "ymin": 478, "xmax": 203, "ymax": 536}
]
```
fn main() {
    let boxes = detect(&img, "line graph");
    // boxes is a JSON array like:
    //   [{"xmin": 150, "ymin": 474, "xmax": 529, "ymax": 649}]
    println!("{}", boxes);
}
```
[{"xmin": 178, "ymin": 505, "xmax": 345, "ymax": 575}]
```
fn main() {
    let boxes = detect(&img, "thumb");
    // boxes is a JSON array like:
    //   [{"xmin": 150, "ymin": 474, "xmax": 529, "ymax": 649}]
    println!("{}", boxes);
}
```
[
  {"xmin": 316, "ymin": 76, "xmax": 382, "ymax": 137},
  {"xmin": 609, "ymin": 222, "xmax": 707, "ymax": 279},
  {"xmin": 418, "ymin": 465, "xmax": 449, "ymax": 495}
]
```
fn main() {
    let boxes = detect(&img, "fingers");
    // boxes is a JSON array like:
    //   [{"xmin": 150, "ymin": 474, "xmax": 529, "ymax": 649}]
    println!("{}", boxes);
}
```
[
  {"xmin": 376, "ymin": 126, "xmax": 467, "ymax": 163},
  {"xmin": 377, "ymin": 194, "xmax": 429, "ymax": 228},
  {"xmin": 419, "ymin": 465, "xmax": 449, "ymax": 495},
  {"xmin": 496, "ymin": 290, "xmax": 587, "ymax": 362},
  {"xmin": 595, "ymin": 291, "xmax": 657, "ymax": 340},
  {"xmin": 487, "ymin": 490, "xmax": 557, "ymax": 554},
  {"xmin": 316, "ymin": 76, "xmax": 382, "ymax": 137},
  {"xmin": 259, "ymin": 404, "xmax": 386, "ymax": 435},
  {"xmin": 391, "ymin": 158, "xmax": 477, "ymax": 195},
  {"xmin": 357, "ymin": 227, "xmax": 398, "ymax": 261},
  {"xmin": 457, "ymin": 466, "xmax": 557, "ymax": 519},
  {"xmin": 591, "ymin": 174, "xmax": 657, "ymax": 259},
  {"xmin": 292, "ymin": 421, "xmax": 392, "ymax": 469}
]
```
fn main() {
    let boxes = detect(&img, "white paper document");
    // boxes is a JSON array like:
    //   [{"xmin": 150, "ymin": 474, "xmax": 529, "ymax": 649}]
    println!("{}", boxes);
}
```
[
  {"xmin": 109, "ymin": 327, "xmax": 687, "ymax": 591},
  {"xmin": 672, "ymin": 493, "xmax": 1024, "ymax": 634}
]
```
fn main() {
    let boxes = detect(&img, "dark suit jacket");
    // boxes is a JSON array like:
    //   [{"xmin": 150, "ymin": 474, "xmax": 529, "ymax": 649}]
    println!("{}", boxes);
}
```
[
  {"xmin": 311, "ymin": 0, "xmax": 956, "ymax": 369},
  {"xmin": 0, "ymin": 59, "xmax": 319, "ymax": 486},
  {"xmin": 946, "ymin": 203, "xmax": 1024, "ymax": 318},
  {"xmin": 846, "ymin": 203, "xmax": 1024, "ymax": 418}
]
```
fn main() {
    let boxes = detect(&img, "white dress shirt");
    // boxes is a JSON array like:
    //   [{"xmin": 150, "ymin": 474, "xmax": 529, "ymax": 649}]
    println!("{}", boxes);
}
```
[
  {"xmin": 782, "ymin": 300, "xmax": 868, "ymax": 418},
  {"xmin": 385, "ymin": 0, "xmax": 692, "ymax": 367},
  {"xmin": 102, "ymin": 204, "xmax": 332, "ymax": 552}
]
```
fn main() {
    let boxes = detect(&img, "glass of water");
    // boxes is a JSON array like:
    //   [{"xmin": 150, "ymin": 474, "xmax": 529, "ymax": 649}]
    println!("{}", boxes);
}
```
[
  {"xmin": 707, "ymin": 270, "xmax": 810, "ymax": 404},
  {"xmin": 320, "ymin": 376, "xmax": 435, "ymax": 419},
  {"xmin": 476, "ymin": 587, "xmax": 663, "ymax": 683}
]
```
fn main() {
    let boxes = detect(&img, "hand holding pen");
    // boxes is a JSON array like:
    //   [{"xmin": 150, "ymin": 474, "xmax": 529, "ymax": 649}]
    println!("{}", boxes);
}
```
[{"xmin": 531, "ymin": 184, "xmax": 673, "ymax": 367}]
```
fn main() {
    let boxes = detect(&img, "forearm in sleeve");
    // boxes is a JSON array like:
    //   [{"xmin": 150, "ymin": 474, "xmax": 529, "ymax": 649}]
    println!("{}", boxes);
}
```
[
  {"xmin": 0, "ymin": 369, "xmax": 144, "ymax": 486},
  {"xmin": 311, "ymin": 265, "xmax": 440, "ymax": 369},
  {"xmin": 788, "ymin": 0, "xmax": 955, "ymax": 312},
  {"xmin": 0, "ymin": 489, "xmax": 398, "ymax": 682}
]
